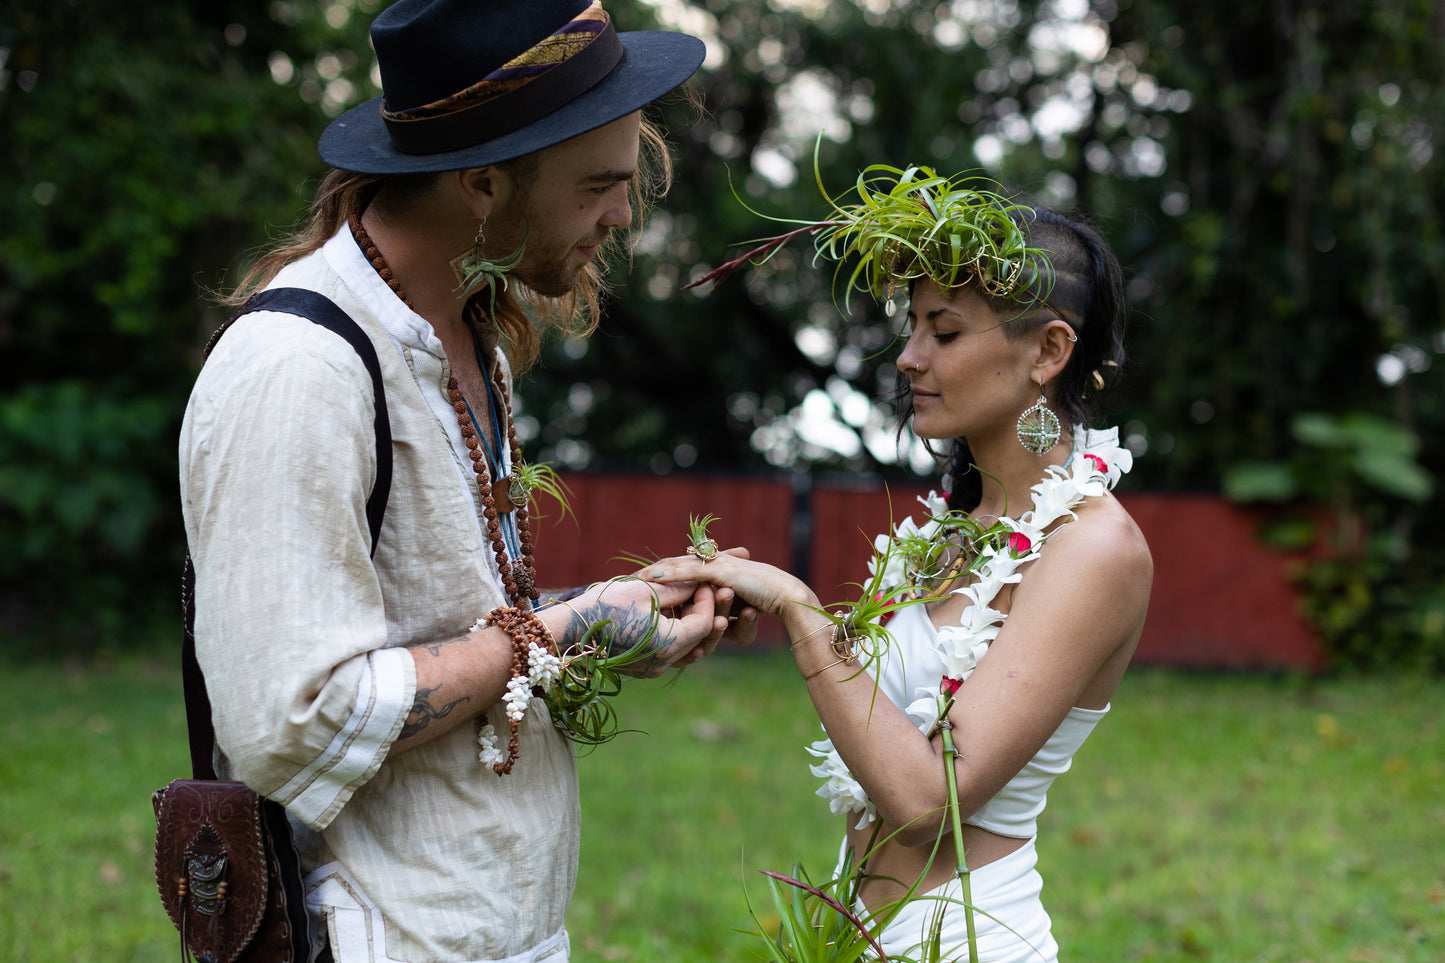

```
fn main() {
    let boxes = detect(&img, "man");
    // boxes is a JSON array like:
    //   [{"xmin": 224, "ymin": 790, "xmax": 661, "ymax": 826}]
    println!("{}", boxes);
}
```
[{"xmin": 179, "ymin": 2, "xmax": 749, "ymax": 960}]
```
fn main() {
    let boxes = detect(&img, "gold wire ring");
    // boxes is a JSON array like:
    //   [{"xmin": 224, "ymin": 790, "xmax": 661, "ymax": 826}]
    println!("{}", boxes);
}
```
[{"xmin": 686, "ymin": 539, "xmax": 719, "ymax": 562}]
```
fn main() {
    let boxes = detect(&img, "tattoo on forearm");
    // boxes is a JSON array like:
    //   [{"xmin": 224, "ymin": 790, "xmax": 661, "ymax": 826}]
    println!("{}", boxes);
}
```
[
  {"xmin": 409, "ymin": 635, "xmax": 467, "ymax": 658},
  {"xmin": 399, "ymin": 684, "xmax": 470, "ymax": 741},
  {"xmin": 551, "ymin": 598, "xmax": 672, "ymax": 675}
]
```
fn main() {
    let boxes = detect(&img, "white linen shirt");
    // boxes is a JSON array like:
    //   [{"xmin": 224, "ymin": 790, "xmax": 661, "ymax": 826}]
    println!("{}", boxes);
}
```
[{"xmin": 179, "ymin": 225, "xmax": 580, "ymax": 963}]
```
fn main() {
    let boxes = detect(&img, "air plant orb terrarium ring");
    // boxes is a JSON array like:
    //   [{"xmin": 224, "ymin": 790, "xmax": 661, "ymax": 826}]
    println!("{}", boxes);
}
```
[
  {"xmin": 685, "ymin": 513, "xmax": 721, "ymax": 562},
  {"xmin": 829, "ymin": 610, "xmax": 860, "ymax": 664},
  {"xmin": 687, "ymin": 539, "xmax": 719, "ymax": 562}
]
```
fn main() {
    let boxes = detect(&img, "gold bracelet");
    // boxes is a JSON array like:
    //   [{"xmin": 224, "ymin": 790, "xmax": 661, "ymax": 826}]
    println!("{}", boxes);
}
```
[
  {"xmin": 789, "ymin": 619, "xmax": 834, "ymax": 652},
  {"xmin": 548, "ymin": 597, "xmax": 593, "ymax": 639},
  {"xmin": 804, "ymin": 657, "xmax": 851, "ymax": 681}
]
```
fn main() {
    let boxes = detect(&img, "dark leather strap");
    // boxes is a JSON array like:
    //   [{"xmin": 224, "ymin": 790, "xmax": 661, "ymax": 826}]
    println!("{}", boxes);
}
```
[
  {"xmin": 183, "ymin": 288, "xmax": 393, "ymax": 779},
  {"xmin": 241, "ymin": 288, "xmax": 393, "ymax": 549}
]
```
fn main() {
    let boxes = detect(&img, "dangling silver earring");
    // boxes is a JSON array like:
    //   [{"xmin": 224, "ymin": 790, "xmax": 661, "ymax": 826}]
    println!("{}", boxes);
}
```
[{"xmin": 1016, "ymin": 381, "xmax": 1061, "ymax": 454}]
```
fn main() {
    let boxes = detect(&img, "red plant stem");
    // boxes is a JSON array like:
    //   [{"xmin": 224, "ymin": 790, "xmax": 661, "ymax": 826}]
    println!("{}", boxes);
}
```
[{"xmin": 683, "ymin": 222, "xmax": 842, "ymax": 291}]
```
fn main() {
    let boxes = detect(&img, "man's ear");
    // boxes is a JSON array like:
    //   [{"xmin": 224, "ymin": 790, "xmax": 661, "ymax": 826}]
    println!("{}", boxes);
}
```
[
  {"xmin": 455, "ymin": 166, "xmax": 507, "ymax": 220},
  {"xmin": 1033, "ymin": 319, "xmax": 1077, "ymax": 385}
]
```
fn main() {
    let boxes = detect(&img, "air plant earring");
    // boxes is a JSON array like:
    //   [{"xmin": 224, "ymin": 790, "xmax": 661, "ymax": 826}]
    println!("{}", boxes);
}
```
[
  {"xmin": 1016, "ymin": 379, "xmax": 1061, "ymax": 454},
  {"xmin": 450, "ymin": 216, "xmax": 526, "ymax": 315}
]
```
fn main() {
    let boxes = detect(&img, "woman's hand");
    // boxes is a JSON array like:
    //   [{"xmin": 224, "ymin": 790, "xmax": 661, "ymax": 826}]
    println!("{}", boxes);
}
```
[{"xmin": 646, "ymin": 552, "xmax": 820, "ymax": 622}]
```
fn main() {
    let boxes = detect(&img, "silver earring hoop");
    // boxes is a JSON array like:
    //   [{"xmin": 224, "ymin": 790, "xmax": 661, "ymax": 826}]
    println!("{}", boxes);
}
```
[{"xmin": 1016, "ymin": 382, "xmax": 1061, "ymax": 454}]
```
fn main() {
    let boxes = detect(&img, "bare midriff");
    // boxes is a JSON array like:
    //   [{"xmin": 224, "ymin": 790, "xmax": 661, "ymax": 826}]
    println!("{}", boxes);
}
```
[{"xmin": 847, "ymin": 819, "xmax": 1028, "ymax": 911}]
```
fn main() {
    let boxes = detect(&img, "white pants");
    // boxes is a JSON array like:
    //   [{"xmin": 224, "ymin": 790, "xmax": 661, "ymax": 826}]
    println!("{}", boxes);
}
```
[{"xmin": 864, "ymin": 838, "xmax": 1058, "ymax": 963}]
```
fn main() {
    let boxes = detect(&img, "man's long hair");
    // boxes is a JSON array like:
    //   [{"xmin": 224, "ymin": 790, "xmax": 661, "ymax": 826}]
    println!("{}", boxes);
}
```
[{"xmin": 224, "ymin": 115, "xmax": 676, "ymax": 374}]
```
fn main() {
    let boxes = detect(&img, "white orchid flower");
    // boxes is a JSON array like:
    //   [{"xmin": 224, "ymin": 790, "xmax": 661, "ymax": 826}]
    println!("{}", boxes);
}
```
[{"xmin": 807, "ymin": 739, "xmax": 876, "ymax": 828}]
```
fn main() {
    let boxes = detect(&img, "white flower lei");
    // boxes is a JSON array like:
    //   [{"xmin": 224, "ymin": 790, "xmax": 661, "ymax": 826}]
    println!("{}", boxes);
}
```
[{"xmin": 808, "ymin": 427, "xmax": 1134, "ymax": 827}]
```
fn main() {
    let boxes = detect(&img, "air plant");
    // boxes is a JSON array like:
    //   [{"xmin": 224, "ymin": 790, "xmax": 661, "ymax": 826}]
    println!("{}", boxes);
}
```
[
  {"xmin": 897, "ymin": 507, "xmax": 1030, "ymax": 598},
  {"xmin": 508, "ymin": 459, "xmax": 573, "ymax": 523},
  {"xmin": 685, "ymin": 147, "xmax": 1053, "ymax": 317},
  {"xmin": 746, "ymin": 811, "xmax": 995, "ymax": 963},
  {"xmin": 783, "ymin": 537, "xmax": 926, "ymax": 683},
  {"xmin": 541, "ymin": 584, "xmax": 668, "ymax": 748},
  {"xmin": 452, "ymin": 230, "xmax": 526, "ymax": 317},
  {"xmin": 685, "ymin": 512, "xmax": 721, "ymax": 561},
  {"xmin": 748, "ymin": 852, "xmax": 890, "ymax": 963}
]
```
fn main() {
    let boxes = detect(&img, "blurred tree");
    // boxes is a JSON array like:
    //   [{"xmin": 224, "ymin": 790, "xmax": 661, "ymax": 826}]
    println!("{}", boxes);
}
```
[
  {"xmin": 0, "ymin": 0, "xmax": 374, "ymax": 649},
  {"xmin": 3, "ymin": 0, "xmax": 1442, "ymax": 663}
]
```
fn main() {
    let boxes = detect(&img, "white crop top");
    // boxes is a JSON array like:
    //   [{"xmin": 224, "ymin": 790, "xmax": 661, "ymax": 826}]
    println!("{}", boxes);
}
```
[{"xmin": 869, "ymin": 601, "xmax": 1108, "ymax": 839}]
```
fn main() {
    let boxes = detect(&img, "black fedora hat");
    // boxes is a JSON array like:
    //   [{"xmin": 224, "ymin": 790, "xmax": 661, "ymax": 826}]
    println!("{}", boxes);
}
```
[{"xmin": 319, "ymin": 0, "xmax": 704, "ymax": 174}]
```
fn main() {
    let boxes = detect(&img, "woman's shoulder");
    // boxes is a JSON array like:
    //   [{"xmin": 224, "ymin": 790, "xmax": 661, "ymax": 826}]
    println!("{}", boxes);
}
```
[{"xmin": 1040, "ymin": 492, "xmax": 1152, "ymax": 584}]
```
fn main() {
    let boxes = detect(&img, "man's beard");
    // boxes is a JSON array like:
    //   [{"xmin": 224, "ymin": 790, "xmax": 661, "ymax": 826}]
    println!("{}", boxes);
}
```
[
  {"xmin": 484, "ymin": 210, "xmax": 607, "ymax": 300},
  {"xmin": 515, "ymin": 242, "xmax": 593, "ymax": 298}
]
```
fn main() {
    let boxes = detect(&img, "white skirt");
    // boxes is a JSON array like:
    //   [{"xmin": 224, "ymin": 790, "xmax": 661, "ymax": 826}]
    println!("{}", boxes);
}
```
[{"xmin": 861, "ymin": 838, "xmax": 1058, "ymax": 963}]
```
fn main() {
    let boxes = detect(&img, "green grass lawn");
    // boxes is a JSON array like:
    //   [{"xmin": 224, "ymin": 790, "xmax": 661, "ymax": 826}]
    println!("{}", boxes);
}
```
[{"xmin": 1, "ymin": 649, "xmax": 1440, "ymax": 961}]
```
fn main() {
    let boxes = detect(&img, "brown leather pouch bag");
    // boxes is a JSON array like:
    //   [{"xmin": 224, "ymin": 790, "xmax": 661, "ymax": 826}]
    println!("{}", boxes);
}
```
[{"xmin": 152, "ymin": 779, "xmax": 305, "ymax": 962}]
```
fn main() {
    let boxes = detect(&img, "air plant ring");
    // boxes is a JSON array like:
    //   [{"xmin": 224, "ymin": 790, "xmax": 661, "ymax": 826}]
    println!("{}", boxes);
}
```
[
  {"xmin": 685, "ymin": 513, "xmax": 721, "ymax": 562},
  {"xmin": 686, "ymin": 539, "xmax": 719, "ymax": 562}
]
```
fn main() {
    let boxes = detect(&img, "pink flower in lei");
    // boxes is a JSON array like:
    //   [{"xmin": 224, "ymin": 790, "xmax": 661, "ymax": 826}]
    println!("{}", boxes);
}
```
[{"xmin": 871, "ymin": 591, "xmax": 902, "ymax": 625}]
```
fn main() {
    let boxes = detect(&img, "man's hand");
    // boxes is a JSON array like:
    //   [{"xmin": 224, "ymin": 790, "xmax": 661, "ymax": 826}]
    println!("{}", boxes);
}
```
[{"xmin": 552, "ymin": 574, "xmax": 720, "ymax": 678}]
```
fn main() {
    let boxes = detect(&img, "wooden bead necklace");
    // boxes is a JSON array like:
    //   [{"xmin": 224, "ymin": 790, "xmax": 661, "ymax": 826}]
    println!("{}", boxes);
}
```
[
  {"xmin": 347, "ymin": 209, "xmax": 538, "ymax": 607},
  {"xmin": 349, "ymin": 210, "xmax": 548, "ymax": 774}
]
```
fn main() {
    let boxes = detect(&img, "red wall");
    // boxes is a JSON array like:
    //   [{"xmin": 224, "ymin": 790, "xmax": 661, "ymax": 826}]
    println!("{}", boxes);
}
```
[
  {"xmin": 531, "ymin": 473, "xmax": 1327, "ymax": 671},
  {"xmin": 532, "ymin": 472, "xmax": 796, "ymax": 583}
]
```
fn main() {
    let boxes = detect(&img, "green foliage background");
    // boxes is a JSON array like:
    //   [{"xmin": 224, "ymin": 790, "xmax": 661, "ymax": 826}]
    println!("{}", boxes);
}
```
[{"xmin": 3, "ymin": 0, "xmax": 1443, "ymax": 665}]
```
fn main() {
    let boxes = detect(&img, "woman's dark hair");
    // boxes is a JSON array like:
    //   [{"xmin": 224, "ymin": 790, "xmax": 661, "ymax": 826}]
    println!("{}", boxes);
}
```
[{"xmin": 895, "ymin": 205, "xmax": 1126, "ymax": 512}]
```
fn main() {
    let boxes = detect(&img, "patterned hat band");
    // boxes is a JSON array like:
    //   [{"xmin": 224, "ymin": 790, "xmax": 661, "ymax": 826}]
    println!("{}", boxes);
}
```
[{"xmin": 381, "ymin": 1, "xmax": 622, "ymax": 155}]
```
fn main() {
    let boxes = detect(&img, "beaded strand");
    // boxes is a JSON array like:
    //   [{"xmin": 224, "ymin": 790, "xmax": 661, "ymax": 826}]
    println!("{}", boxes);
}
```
[
  {"xmin": 483, "ymin": 605, "xmax": 558, "ymax": 774},
  {"xmin": 349, "ymin": 210, "xmax": 546, "ymax": 774}
]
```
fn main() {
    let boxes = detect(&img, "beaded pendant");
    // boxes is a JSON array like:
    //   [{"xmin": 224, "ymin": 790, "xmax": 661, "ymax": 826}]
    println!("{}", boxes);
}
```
[{"xmin": 1016, "ymin": 390, "xmax": 1061, "ymax": 454}]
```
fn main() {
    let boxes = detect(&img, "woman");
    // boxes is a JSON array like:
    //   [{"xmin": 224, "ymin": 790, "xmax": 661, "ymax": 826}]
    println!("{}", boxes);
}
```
[{"xmin": 652, "ymin": 173, "xmax": 1152, "ymax": 961}]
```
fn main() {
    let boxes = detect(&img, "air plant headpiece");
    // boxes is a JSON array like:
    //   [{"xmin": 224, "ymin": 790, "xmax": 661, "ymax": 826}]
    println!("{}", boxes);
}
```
[{"xmin": 687, "ymin": 157, "xmax": 1055, "ymax": 316}]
